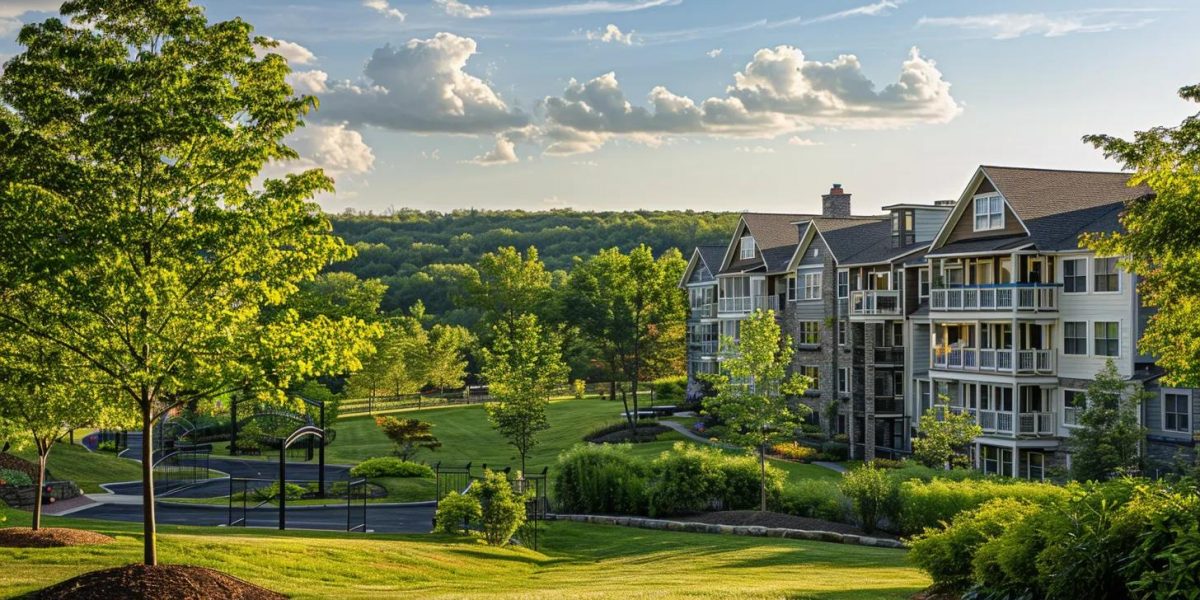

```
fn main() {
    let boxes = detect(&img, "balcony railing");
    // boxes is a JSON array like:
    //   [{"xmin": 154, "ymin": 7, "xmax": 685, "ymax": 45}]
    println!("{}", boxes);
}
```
[
  {"xmin": 853, "ymin": 396, "xmax": 905, "ymax": 415},
  {"xmin": 930, "ymin": 284, "xmax": 1058, "ymax": 312},
  {"xmin": 933, "ymin": 348, "xmax": 1054, "ymax": 374},
  {"xmin": 1018, "ymin": 412, "xmax": 1056, "ymax": 436},
  {"xmin": 961, "ymin": 408, "xmax": 1056, "ymax": 437},
  {"xmin": 717, "ymin": 295, "xmax": 779, "ymax": 314},
  {"xmin": 687, "ymin": 341, "xmax": 719, "ymax": 355},
  {"xmin": 850, "ymin": 290, "xmax": 902, "ymax": 316},
  {"xmin": 689, "ymin": 302, "xmax": 716, "ymax": 319},
  {"xmin": 874, "ymin": 347, "xmax": 905, "ymax": 365}
]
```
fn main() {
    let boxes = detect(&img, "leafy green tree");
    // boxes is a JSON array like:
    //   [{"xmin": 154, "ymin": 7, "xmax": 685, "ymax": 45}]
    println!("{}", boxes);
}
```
[
  {"xmin": 564, "ymin": 245, "xmax": 687, "ymax": 423},
  {"xmin": 289, "ymin": 272, "xmax": 386, "ymax": 321},
  {"xmin": 427, "ymin": 324, "xmax": 473, "ymax": 393},
  {"xmin": 346, "ymin": 304, "xmax": 430, "ymax": 403},
  {"xmin": 374, "ymin": 416, "xmax": 442, "ymax": 461},
  {"xmin": 703, "ymin": 309, "xmax": 810, "ymax": 511},
  {"xmin": 482, "ymin": 314, "xmax": 568, "ymax": 473},
  {"xmin": 0, "ymin": 1, "xmax": 378, "ymax": 564},
  {"xmin": 1082, "ymin": 83, "xmax": 1200, "ymax": 385},
  {"xmin": 469, "ymin": 469, "xmax": 528, "ymax": 546},
  {"xmin": 467, "ymin": 246, "xmax": 553, "ymax": 332},
  {"xmin": 913, "ymin": 399, "xmax": 983, "ymax": 469},
  {"xmin": 1066, "ymin": 360, "xmax": 1148, "ymax": 481},
  {"xmin": 0, "ymin": 336, "xmax": 124, "ymax": 530}
]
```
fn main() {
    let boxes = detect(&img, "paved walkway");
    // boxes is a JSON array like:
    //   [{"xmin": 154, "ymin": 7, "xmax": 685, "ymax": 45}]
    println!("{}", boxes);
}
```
[{"xmin": 658, "ymin": 420, "xmax": 847, "ymax": 475}]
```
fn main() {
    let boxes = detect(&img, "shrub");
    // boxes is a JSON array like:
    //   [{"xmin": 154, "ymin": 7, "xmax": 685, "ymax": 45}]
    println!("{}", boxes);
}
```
[
  {"xmin": 908, "ymin": 498, "xmax": 1039, "ymax": 590},
  {"xmin": 96, "ymin": 440, "xmax": 117, "ymax": 452},
  {"xmin": 971, "ymin": 504, "xmax": 1066, "ymax": 597},
  {"xmin": 0, "ymin": 468, "xmax": 33, "ymax": 487},
  {"xmin": 832, "ymin": 433, "xmax": 849, "ymax": 444},
  {"xmin": 771, "ymin": 441, "xmax": 817, "ymax": 463},
  {"xmin": 646, "ymin": 442, "xmax": 727, "ymax": 516},
  {"xmin": 650, "ymin": 376, "xmax": 688, "ymax": 404},
  {"xmin": 799, "ymin": 422, "xmax": 821, "ymax": 434},
  {"xmin": 350, "ymin": 457, "xmax": 434, "ymax": 479},
  {"xmin": 554, "ymin": 443, "xmax": 648, "ymax": 515},
  {"xmin": 840, "ymin": 463, "xmax": 894, "ymax": 533},
  {"xmin": 434, "ymin": 491, "xmax": 481, "ymax": 535},
  {"xmin": 714, "ymin": 450, "xmax": 784, "ymax": 511},
  {"xmin": 896, "ymin": 478, "xmax": 1071, "ymax": 536},
  {"xmin": 572, "ymin": 379, "xmax": 586, "ymax": 399},
  {"xmin": 819, "ymin": 441, "xmax": 848, "ymax": 461},
  {"xmin": 251, "ymin": 482, "xmax": 306, "ymax": 502},
  {"xmin": 869, "ymin": 458, "xmax": 904, "ymax": 470},
  {"xmin": 777, "ymin": 479, "xmax": 846, "ymax": 521},
  {"xmin": 470, "ymin": 470, "xmax": 527, "ymax": 546}
]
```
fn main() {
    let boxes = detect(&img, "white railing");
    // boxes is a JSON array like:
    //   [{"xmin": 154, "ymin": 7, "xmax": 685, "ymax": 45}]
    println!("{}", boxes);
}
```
[
  {"xmin": 1063, "ymin": 406, "xmax": 1083, "ymax": 427},
  {"xmin": 690, "ymin": 302, "xmax": 716, "ymax": 318},
  {"xmin": 930, "ymin": 284, "xmax": 1058, "ymax": 312},
  {"xmin": 933, "ymin": 348, "xmax": 1053, "ymax": 374},
  {"xmin": 1018, "ymin": 412, "xmax": 1056, "ymax": 435},
  {"xmin": 972, "ymin": 409, "xmax": 1056, "ymax": 436},
  {"xmin": 850, "ymin": 290, "xmax": 902, "ymax": 316},
  {"xmin": 718, "ymin": 295, "xmax": 777, "ymax": 314}
]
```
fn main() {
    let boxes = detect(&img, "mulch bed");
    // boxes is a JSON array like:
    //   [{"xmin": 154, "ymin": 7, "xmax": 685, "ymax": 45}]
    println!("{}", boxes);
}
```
[
  {"xmin": 0, "ymin": 527, "xmax": 114, "ymax": 548},
  {"xmin": 0, "ymin": 453, "xmax": 39, "ymax": 480},
  {"xmin": 587, "ymin": 424, "xmax": 671, "ymax": 444},
  {"xmin": 34, "ymin": 565, "xmax": 286, "ymax": 600},
  {"xmin": 686, "ymin": 510, "xmax": 898, "ymax": 540}
]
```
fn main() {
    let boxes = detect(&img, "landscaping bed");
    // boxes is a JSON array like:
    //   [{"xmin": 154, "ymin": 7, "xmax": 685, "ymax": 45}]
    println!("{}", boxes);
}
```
[
  {"xmin": 0, "ymin": 527, "xmax": 114, "ymax": 548},
  {"xmin": 687, "ymin": 510, "xmax": 896, "ymax": 539},
  {"xmin": 34, "ymin": 564, "xmax": 285, "ymax": 600},
  {"xmin": 585, "ymin": 423, "xmax": 670, "ymax": 443}
]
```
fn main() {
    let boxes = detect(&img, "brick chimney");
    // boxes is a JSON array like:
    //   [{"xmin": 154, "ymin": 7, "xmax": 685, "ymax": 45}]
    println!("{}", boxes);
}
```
[{"xmin": 822, "ymin": 183, "xmax": 851, "ymax": 218}]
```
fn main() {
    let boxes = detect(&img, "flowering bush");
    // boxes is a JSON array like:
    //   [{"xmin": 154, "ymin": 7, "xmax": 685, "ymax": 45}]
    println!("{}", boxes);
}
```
[{"xmin": 770, "ymin": 441, "xmax": 818, "ymax": 462}]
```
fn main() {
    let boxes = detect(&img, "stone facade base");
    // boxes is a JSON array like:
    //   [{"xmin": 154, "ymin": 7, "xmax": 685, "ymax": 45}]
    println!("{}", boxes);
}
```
[{"xmin": 546, "ymin": 513, "xmax": 904, "ymax": 549}]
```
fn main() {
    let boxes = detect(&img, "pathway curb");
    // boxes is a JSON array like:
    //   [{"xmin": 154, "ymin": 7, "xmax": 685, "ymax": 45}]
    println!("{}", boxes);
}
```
[{"xmin": 547, "ymin": 513, "xmax": 905, "ymax": 549}]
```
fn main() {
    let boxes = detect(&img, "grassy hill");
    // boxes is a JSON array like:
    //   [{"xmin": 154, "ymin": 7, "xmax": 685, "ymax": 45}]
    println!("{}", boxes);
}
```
[
  {"xmin": 0, "ymin": 508, "xmax": 927, "ymax": 599},
  {"xmin": 11, "ymin": 443, "xmax": 142, "ymax": 494}
]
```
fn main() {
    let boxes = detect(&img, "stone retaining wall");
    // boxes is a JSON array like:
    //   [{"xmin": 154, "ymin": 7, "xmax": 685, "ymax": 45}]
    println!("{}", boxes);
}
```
[{"xmin": 547, "ymin": 513, "xmax": 905, "ymax": 549}]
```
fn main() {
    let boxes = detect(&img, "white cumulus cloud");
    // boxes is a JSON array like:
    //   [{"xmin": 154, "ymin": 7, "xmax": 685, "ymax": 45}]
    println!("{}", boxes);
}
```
[
  {"xmin": 918, "ymin": 10, "xmax": 1155, "ymax": 40},
  {"xmin": 586, "ymin": 24, "xmax": 634, "ymax": 44},
  {"xmin": 706, "ymin": 48, "xmax": 723, "ymax": 58},
  {"xmin": 287, "ymin": 123, "xmax": 376, "ymax": 176},
  {"xmin": 436, "ymin": 0, "xmax": 491, "ymax": 18},
  {"xmin": 258, "ymin": 38, "xmax": 316, "ymax": 65},
  {"xmin": 735, "ymin": 145, "xmax": 775, "ymax": 154},
  {"xmin": 287, "ymin": 70, "xmax": 329, "ymax": 95},
  {"xmin": 501, "ymin": 0, "xmax": 680, "ymax": 17},
  {"xmin": 787, "ymin": 136, "xmax": 821, "ymax": 146},
  {"xmin": 364, "ymin": 0, "xmax": 406, "ymax": 20},
  {"xmin": 316, "ymin": 33, "xmax": 529, "ymax": 134}
]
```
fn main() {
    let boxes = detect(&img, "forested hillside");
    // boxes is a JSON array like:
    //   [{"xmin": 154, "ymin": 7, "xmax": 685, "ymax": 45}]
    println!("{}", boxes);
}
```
[{"xmin": 328, "ymin": 208, "xmax": 738, "ymax": 322}]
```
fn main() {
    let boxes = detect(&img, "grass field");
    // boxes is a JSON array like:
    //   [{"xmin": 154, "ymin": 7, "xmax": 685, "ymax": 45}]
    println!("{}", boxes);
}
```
[
  {"xmin": 11, "ymin": 443, "xmax": 143, "ymax": 493},
  {"xmin": 0, "ymin": 508, "xmax": 927, "ymax": 599}
]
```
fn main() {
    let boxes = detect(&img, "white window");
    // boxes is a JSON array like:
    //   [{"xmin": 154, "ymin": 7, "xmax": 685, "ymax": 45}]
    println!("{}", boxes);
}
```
[
  {"xmin": 812, "ymin": 247, "xmax": 820, "ymax": 258},
  {"xmin": 740, "ymin": 236, "xmax": 756, "ymax": 260},
  {"xmin": 1063, "ymin": 389, "xmax": 1087, "ymax": 427},
  {"xmin": 918, "ymin": 268, "xmax": 929, "ymax": 300},
  {"xmin": 837, "ymin": 270, "xmax": 849, "ymax": 299},
  {"xmin": 838, "ymin": 367, "xmax": 849, "ymax": 394},
  {"xmin": 802, "ymin": 272, "xmax": 822, "ymax": 300},
  {"xmin": 1063, "ymin": 322, "xmax": 1088, "ymax": 355},
  {"xmin": 1094, "ymin": 257, "xmax": 1120, "ymax": 293},
  {"xmin": 796, "ymin": 321, "xmax": 820, "ymax": 346},
  {"xmin": 973, "ymin": 194, "xmax": 1005, "ymax": 232},
  {"xmin": 1163, "ymin": 391, "xmax": 1191, "ymax": 433},
  {"xmin": 981, "ymin": 445, "xmax": 1013, "ymax": 477},
  {"xmin": 1063, "ymin": 258, "xmax": 1087, "ymax": 293},
  {"xmin": 800, "ymin": 366, "xmax": 820, "ymax": 389},
  {"xmin": 1094, "ymin": 321, "xmax": 1120, "ymax": 357},
  {"xmin": 1025, "ymin": 452, "xmax": 1045, "ymax": 481}
]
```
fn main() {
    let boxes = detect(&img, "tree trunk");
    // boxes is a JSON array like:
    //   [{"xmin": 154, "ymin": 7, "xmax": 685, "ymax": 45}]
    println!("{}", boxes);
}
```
[
  {"xmin": 609, "ymin": 380, "xmax": 616, "ymax": 402},
  {"xmin": 619, "ymin": 388, "xmax": 633, "ymax": 429},
  {"xmin": 141, "ymin": 405, "xmax": 158, "ymax": 566},
  {"xmin": 759, "ymin": 442, "xmax": 767, "ymax": 512},
  {"xmin": 32, "ymin": 446, "xmax": 47, "ymax": 531}
]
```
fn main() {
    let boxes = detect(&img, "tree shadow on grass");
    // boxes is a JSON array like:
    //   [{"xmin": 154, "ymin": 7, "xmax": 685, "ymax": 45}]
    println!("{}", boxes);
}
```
[{"xmin": 445, "ymin": 548, "xmax": 548, "ymax": 566}]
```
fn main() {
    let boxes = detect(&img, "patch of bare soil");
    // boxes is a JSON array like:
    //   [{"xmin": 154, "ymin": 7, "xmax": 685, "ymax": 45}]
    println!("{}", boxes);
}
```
[
  {"xmin": 687, "ymin": 510, "xmax": 898, "ymax": 539},
  {"xmin": 34, "ymin": 565, "xmax": 286, "ymax": 600},
  {"xmin": 0, "ymin": 527, "xmax": 114, "ymax": 548}
]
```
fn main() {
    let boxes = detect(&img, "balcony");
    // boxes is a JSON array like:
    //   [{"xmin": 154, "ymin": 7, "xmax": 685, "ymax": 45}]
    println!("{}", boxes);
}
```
[
  {"xmin": 930, "ymin": 284, "xmax": 1058, "ymax": 313},
  {"xmin": 850, "ymin": 290, "xmax": 902, "ymax": 316},
  {"xmin": 956, "ymin": 408, "xmax": 1057, "ymax": 437},
  {"xmin": 933, "ymin": 347, "xmax": 1055, "ymax": 375},
  {"xmin": 718, "ymin": 295, "xmax": 779, "ymax": 314},
  {"xmin": 853, "ymin": 396, "xmax": 905, "ymax": 415},
  {"xmin": 874, "ymin": 347, "xmax": 905, "ymax": 365},
  {"xmin": 687, "ymin": 340, "xmax": 719, "ymax": 355},
  {"xmin": 689, "ymin": 302, "xmax": 717, "ymax": 319}
]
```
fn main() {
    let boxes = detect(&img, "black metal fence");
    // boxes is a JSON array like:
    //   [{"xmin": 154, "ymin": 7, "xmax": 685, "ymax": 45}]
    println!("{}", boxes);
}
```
[
  {"xmin": 433, "ymin": 462, "xmax": 550, "ymax": 549},
  {"xmin": 153, "ymin": 444, "xmax": 213, "ymax": 493},
  {"xmin": 226, "ymin": 476, "xmax": 370, "ymax": 532}
]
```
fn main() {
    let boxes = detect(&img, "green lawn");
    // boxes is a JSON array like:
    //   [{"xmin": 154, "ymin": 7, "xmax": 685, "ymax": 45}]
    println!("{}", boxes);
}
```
[
  {"xmin": 11, "ymin": 443, "xmax": 143, "ymax": 493},
  {"xmin": 0, "ymin": 508, "xmax": 927, "ymax": 599},
  {"xmin": 163, "ymin": 476, "xmax": 438, "ymax": 506}
]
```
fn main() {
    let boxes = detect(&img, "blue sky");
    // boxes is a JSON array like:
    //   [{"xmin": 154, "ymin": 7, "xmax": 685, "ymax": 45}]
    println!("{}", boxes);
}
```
[{"xmin": 3, "ymin": 1, "xmax": 1198, "ymax": 215}]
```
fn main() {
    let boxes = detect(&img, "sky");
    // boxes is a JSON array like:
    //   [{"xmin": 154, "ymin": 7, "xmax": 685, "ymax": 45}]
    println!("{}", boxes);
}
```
[{"xmin": 2, "ymin": 0, "xmax": 1198, "ymax": 215}]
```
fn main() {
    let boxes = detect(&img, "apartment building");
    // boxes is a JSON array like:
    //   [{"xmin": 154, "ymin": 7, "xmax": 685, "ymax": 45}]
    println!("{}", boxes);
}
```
[{"xmin": 683, "ymin": 167, "xmax": 1198, "ymax": 476}]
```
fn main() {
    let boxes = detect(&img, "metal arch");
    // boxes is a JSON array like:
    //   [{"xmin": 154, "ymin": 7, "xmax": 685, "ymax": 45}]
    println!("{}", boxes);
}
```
[{"xmin": 283, "ymin": 425, "xmax": 325, "ymax": 449}]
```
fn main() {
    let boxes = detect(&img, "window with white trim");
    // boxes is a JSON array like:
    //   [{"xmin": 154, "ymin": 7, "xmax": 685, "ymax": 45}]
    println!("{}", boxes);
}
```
[
  {"xmin": 838, "ymin": 367, "xmax": 849, "ymax": 394},
  {"xmin": 973, "ymin": 194, "xmax": 1005, "ymax": 232},
  {"xmin": 739, "ymin": 236, "xmax": 755, "ymax": 260},
  {"xmin": 1094, "ymin": 257, "xmax": 1120, "ymax": 292},
  {"xmin": 1063, "ymin": 389, "xmax": 1086, "ymax": 427},
  {"xmin": 1063, "ymin": 258, "xmax": 1087, "ymax": 293},
  {"xmin": 918, "ymin": 268, "xmax": 929, "ymax": 300},
  {"xmin": 796, "ymin": 321, "xmax": 820, "ymax": 346},
  {"xmin": 1063, "ymin": 321, "xmax": 1087, "ymax": 355},
  {"xmin": 1026, "ymin": 452, "xmax": 1045, "ymax": 481},
  {"xmin": 800, "ymin": 366, "xmax": 819, "ymax": 389},
  {"xmin": 838, "ymin": 321, "xmax": 847, "ymax": 346},
  {"xmin": 786, "ymin": 275, "xmax": 797, "ymax": 301},
  {"xmin": 802, "ymin": 272, "xmax": 822, "ymax": 300},
  {"xmin": 1163, "ymin": 392, "xmax": 1191, "ymax": 433},
  {"xmin": 1094, "ymin": 321, "xmax": 1119, "ymax": 357},
  {"xmin": 837, "ymin": 270, "xmax": 849, "ymax": 298}
]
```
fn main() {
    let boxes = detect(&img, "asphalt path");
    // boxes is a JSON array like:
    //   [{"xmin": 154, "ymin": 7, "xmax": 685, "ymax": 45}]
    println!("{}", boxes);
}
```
[{"xmin": 71, "ymin": 499, "xmax": 435, "ymax": 533}]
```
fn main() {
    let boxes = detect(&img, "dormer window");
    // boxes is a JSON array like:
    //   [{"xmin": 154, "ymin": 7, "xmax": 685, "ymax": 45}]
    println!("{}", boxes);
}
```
[
  {"xmin": 740, "ymin": 236, "xmax": 756, "ymax": 260},
  {"xmin": 973, "ymin": 194, "xmax": 1005, "ymax": 232},
  {"xmin": 891, "ymin": 209, "xmax": 915, "ymax": 246}
]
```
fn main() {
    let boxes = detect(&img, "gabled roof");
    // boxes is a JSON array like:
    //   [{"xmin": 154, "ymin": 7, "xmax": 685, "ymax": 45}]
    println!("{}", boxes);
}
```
[
  {"xmin": 719, "ymin": 212, "xmax": 813, "ymax": 274},
  {"xmin": 930, "ymin": 166, "xmax": 1153, "ymax": 253},
  {"xmin": 679, "ymin": 245, "xmax": 726, "ymax": 288}
]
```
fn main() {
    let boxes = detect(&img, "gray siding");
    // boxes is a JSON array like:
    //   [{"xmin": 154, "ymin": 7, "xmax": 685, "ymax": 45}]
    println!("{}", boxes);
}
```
[
  {"xmin": 911, "ymin": 324, "xmax": 930, "ymax": 375},
  {"xmin": 688, "ymin": 262, "xmax": 714, "ymax": 284},
  {"xmin": 799, "ymin": 236, "xmax": 829, "ymax": 267},
  {"xmin": 913, "ymin": 208, "xmax": 948, "ymax": 243}
]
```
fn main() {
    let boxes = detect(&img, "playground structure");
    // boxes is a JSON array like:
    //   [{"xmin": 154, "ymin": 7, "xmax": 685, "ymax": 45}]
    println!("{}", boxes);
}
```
[{"xmin": 433, "ymin": 462, "xmax": 549, "ymax": 549}]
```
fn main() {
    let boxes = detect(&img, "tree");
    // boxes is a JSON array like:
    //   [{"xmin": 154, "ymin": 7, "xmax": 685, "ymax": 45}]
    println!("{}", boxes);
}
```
[
  {"xmin": 0, "ymin": 1, "xmax": 378, "ymax": 564},
  {"xmin": 1066, "ymin": 360, "xmax": 1148, "ymax": 481},
  {"xmin": 912, "ymin": 399, "xmax": 983, "ymax": 470},
  {"xmin": 374, "ymin": 416, "xmax": 442, "ymax": 461},
  {"xmin": 482, "ymin": 314, "xmax": 568, "ymax": 473},
  {"xmin": 345, "ymin": 304, "xmax": 429, "ymax": 404},
  {"xmin": 466, "ymin": 246, "xmax": 553, "ymax": 332},
  {"xmin": 702, "ymin": 309, "xmax": 810, "ymax": 511},
  {"xmin": 0, "ymin": 336, "xmax": 123, "ymax": 530},
  {"xmin": 564, "ymin": 245, "xmax": 687, "ymax": 424},
  {"xmin": 288, "ymin": 272, "xmax": 386, "ymax": 321},
  {"xmin": 1082, "ymin": 83, "xmax": 1200, "ymax": 386},
  {"xmin": 427, "ymin": 324, "xmax": 473, "ymax": 393}
]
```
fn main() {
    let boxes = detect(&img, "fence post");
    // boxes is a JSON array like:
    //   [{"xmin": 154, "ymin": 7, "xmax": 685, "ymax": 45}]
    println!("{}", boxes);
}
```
[{"xmin": 278, "ymin": 444, "xmax": 286, "ymax": 530}]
